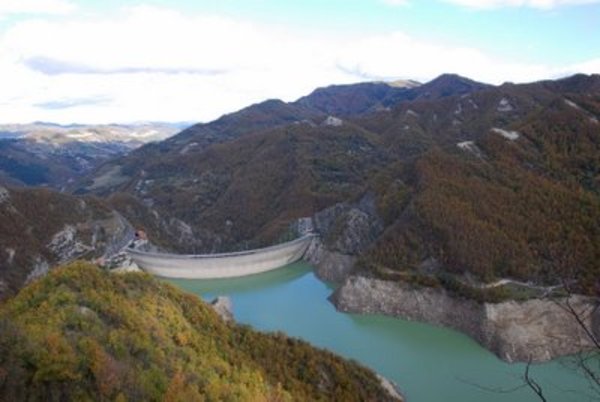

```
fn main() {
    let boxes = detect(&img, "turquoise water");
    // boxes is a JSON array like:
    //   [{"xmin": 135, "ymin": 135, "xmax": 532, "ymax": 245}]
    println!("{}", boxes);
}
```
[{"xmin": 167, "ymin": 262, "xmax": 594, "ymax": 402}]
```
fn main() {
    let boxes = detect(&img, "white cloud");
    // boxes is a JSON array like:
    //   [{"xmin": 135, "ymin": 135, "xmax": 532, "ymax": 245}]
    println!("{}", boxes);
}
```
[
  {"xmin": 0, "ymin": 0, "xmax": 76, "ymax": 17},
  {"xmin": 0, "ymin": 6, "xmax": 357, "ymax": 123},
  {"xmin": 564, "ymin": 58, "xmax": 600, "ymax": 76},
  {"xmin": 442, "ymin": 0, "xmax": 600, "ymax": 9},
  {"xmin": 0, "ymin": 5, "xmax": 596, "ymax": 124},
  {"xmin": 334, "ymin": 32, "xmax": 557, "ymax": 84}
]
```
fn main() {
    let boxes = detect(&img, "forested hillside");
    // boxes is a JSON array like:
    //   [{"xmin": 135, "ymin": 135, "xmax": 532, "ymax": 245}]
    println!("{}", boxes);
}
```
[
  {"xmin": 72, "ymin": 73, "xmax": 600, "ymax": 296},
  {"xmin": 0, "ymin": 186, "xmax": 132, "ymax": 300},
  {"xmin": 0, "ymin": 262, "xmax": 399, "ymax": 402}
]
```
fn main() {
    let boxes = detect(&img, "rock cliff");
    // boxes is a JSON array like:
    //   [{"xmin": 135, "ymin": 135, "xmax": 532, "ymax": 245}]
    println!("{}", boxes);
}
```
[
  {"xmin": 0, "ymin": 186, "xmax": 135, "ymax": 299},
  {"xmin": 305, "ymin": 192, "xmax": 382, "ymax": 283},
  {"xmin": 331, "ymin": 276, "xmax": 599, "ymax": 362}
]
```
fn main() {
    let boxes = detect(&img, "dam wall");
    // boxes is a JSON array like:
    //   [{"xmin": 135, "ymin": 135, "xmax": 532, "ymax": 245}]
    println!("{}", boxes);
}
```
[{"xmin": 128, "ymin": 234, "xmax": 315, "ymax": 279}]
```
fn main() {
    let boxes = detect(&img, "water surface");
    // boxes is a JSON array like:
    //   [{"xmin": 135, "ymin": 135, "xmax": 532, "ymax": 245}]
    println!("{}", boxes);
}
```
[{"xmin": 167, "ymin": 262, "xmax": 594, "ymax": 402}]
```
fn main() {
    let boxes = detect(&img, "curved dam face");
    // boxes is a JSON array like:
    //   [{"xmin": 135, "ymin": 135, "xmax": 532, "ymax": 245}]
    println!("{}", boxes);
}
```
[{"xmin": 127, "ymin": 234, "xmax": 316, "ymax": 279}]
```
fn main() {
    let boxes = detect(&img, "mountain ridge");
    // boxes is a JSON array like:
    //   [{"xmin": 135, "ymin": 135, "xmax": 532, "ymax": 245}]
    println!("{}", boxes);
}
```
[
  {"xmin": 73, "ymin": 73, "xmax": 600, "ymax": 295},
  {"xmin": 0, "ymin": 122, "xmax": 184, "ymax": 188},
  {"xmin": 5, "ymin": 73, "xmax": 599, "ymax": 301}
]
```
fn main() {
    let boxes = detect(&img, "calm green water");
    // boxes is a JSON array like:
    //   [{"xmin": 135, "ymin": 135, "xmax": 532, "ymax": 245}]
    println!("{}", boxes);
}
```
[{"xmin": 167, "ymin": 262, "xmax": 594, "ymax": 402}]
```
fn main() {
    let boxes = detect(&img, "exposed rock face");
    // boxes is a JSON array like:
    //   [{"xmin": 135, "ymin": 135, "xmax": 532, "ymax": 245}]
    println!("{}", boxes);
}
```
[
  {"xmin": 314, "ymin": 192, "xmax": 383, "ymax": 255},
  {"xmin": 210, "ymin": 296, "xmax": 234, "ymax": 322},
  {"xmin": 47, "ymin": 225, "xmax": 93, "ymax": 264},
  {"xmin": 331, "ymin": 276, "xmax": 598, "ymax": 363},
  {"xmin": 103, "ymin": 237, "xmax": 158, "ymax": 272},
  {"xmin": 482, "ymin": 299, "xmax": 597, "ymax": 362},
  {"xmin": 25, "ymin": 258, "xmax": 50, "ymax": 284},
  {"xmin": 0, "ymin": 186, "xmax": 9, "ymax": 203},
  {"xmin": 307, "ymin": 193, "xmax": 382, "ymax": 283},
  {"xmin": 323, "ymin": 116, "xmax": 343, "ymax": 127},
  {"xmin": 44, "ymin": 211, "xmax": 135, "ymax": 266},
  {"xmin": 0, "ymin": 187, "xmax": 137, "ymax": 299},
  {"xmin": 304, "ymin": 239, "xmax": 356, "ymax": 283},
  {"xmin": 377, "ymin": 375, "xmax": 405, "ymax": 402}
]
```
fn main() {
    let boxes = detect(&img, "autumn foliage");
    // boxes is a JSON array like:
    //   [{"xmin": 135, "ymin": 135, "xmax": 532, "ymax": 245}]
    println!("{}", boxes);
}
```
[{"xmin": 0, "ymin": 262, "xmax": 398, "ymax": 402}]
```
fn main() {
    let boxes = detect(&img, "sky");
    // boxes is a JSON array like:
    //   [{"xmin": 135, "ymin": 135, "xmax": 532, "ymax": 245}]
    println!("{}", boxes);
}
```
[{"xmin": 0, "ymin": 0, "xmax": 598, "ymax": 124}]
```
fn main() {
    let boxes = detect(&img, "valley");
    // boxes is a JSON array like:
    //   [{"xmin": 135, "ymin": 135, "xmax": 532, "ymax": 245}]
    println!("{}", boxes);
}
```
[
  {"xmin": 0, "ymin": 122, "xmax": 184, "ymax": 188},
  {"xmin": 1, "ymin": 73, "xmax": 599, "ymax": 401}
]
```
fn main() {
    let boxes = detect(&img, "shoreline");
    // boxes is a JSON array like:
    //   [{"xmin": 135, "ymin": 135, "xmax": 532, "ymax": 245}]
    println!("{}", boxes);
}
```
[{"xmin": 328, "ymin": 274, "xmax": 599, "ymax": 363}]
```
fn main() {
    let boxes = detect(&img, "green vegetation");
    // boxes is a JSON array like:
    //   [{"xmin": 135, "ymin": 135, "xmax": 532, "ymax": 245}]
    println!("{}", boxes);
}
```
[{"xmin": 0, "ymin": 262, "xmax": 398, "ymax": 402}]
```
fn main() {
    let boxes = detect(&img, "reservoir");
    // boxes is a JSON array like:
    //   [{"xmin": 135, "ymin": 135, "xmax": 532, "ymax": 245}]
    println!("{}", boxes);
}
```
[{"xmin": 167, "ymin": 262, "xmax": 593, "ymax": 402}]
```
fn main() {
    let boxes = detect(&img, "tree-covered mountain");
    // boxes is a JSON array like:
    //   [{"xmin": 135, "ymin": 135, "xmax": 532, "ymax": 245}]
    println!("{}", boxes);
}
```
[
  {"xmin": 0, "ymin": 74, "xmax": 598, "ymax": 395},
  {"xmin": 0, "ymin": 262, "xmax": 400, "ymax": 402},
  {"xmin": 70, "ymin": 74, "xmax": 600, "ymax": 298}
]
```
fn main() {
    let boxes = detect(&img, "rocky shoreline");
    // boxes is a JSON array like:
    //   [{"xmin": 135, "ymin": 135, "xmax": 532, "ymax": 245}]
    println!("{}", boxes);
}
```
[
  {"xmin": 329, "ymin": 275, "xmax": 599, "ymax": 363},
  {"xmin": 304, "ymin": 202, "xmax": 599, "ymax": 365}
]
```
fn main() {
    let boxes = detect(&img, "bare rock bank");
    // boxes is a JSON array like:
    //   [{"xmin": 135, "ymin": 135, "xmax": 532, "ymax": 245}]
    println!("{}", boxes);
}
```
[
  {"xmin": 331, "ymin": 275, "xmax": 599, "ymax": 363},
  {"xmin": 304, "ymin": 239, "xmax": 356, "ymax": 283},
  {"xmin": 210, "ymin": 296, "xmax": 234, "ymax": 322},
  {"xmin": 305, "ymin": 192, "xmax": 382, "ymax": 283}
]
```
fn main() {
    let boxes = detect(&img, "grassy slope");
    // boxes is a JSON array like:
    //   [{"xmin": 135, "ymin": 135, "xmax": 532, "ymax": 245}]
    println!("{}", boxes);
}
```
[{"xmin": 0, "ymin": 262, "xmax": 398, "ymax": 402}]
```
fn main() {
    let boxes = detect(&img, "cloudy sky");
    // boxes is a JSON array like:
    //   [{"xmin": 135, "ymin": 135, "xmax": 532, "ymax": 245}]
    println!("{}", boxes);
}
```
[{"xmin": 0, "ymin": 0, "xmax": 598, "ymax": 124}]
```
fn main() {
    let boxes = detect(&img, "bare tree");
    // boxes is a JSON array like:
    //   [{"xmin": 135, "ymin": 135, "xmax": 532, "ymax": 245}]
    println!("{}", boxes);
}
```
[
  {"xmin": 524, "ymin": 286, "xmax": 600, "ymax": 401},
  {"xmin": 523, "ymin": 357, "xmax": 547, "ymax": 402},
  {"xmin": 551, "ymin": 295, "xmax": 600, "ymax": 399}
]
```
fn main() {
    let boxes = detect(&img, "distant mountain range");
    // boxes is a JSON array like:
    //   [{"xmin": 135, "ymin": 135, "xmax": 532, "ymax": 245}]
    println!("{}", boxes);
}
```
[{"xmin": 0, "ymin": 122, "xmax": 187, "ymax": 188}]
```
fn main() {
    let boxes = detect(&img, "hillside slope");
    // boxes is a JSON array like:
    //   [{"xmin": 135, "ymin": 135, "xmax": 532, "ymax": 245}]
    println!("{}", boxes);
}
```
[
  {"xmin": 74, "ymin": 74, "xmax": 600, "ymax": 296},
  {"xmin": 0, "ymin": 186, "xmax": 132, "ymax": 300},
  {"xmin": 357, "ymin": 74, "xmax": 600, "ymax": 294},
  {"xmin": 0, "ymin": 262, "xmax": 400, "ymax": 402}
]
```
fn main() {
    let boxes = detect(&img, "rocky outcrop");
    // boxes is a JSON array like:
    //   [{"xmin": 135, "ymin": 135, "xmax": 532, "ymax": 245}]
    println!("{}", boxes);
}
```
[
  {"xmin": 0, "ymin": 187, "xmax": 137, "ymax": 299},
  {"xmin": 0, "ymin": 186, "xmax": 9, "ymax": 204},
  {"xmin": 304, "ymin": 239, "xmax": 357, "ymax": 283},
  {"xmin": 307, "ymin": 193, "xmax": 383, "ymax": 283},
  {"xmin": 210, "ymin": 296, "xmax": 234, "ymax": 322},
  {"xmin": 331, "ymin": 276, "xmax": 599, "ymax": 363},
  {"xmin": 377, "ymin": 375, "xmax": 405, "ymax": 402},
  {"xmin": 25, "ymin": 258, "xmax": 50, "ymax": 284},
  {"xmin": 47, "ymin": 225, "xmax": 94, "ymax": 264},
  {"xmin": 313, "ymin": 192, "xmax": 383, "ymax": 256}
]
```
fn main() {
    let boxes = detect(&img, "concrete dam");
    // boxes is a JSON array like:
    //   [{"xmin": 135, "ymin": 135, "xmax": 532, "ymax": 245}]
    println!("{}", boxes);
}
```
[{"xmin": 127, "ymin": 234, "xmax": 316, "ymax": 279}]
